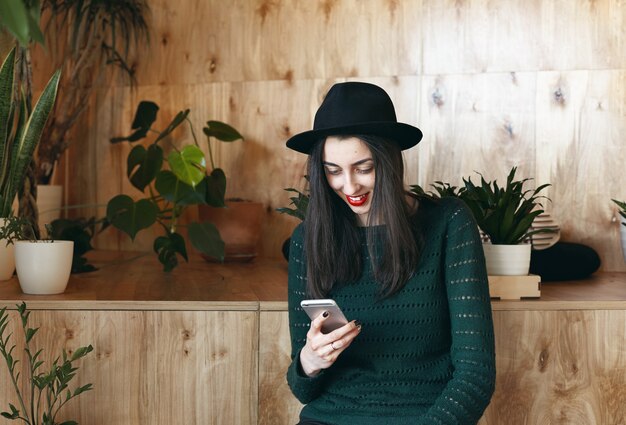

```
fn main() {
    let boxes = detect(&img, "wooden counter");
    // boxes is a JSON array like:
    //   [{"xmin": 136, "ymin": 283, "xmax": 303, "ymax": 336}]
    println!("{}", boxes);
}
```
[{"xmin": 1, "ymin": 252, "xmax": 625, "ymax": 424}]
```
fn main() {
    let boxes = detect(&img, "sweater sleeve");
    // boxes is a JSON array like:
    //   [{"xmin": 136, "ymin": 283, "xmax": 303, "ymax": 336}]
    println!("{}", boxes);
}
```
[
  {"xmin": 285, "ymin": 224, "xmax": 330, "ymax": 404},
  {"xmin": 419, "ymin": 198, "xmax": 496, "ymax": 425}
]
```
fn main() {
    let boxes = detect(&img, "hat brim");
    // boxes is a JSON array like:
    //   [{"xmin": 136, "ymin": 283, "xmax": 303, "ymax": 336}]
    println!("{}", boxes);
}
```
[{"xmin": 286, "ymin": 122, "xmax": 423, "ymax": 154}]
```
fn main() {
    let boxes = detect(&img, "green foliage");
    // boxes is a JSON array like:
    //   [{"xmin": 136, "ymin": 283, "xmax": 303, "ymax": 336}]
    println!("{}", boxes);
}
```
[
  {"xmin": 409, "ymin": 181, "xmax": 462, "ymax": 199},
  {"xmin": 0, "ymin": 0, "xmax": 44, "ymax": 46},
  {"xmin": 0, "ymin": 48, "xmax": 61, "ymax": 217},
  {"xmin": 0, "ymin": 302, "xmax": 93, "ymax": 425},
  {"xmin": 612, "ymin": 199, "xmax": 626, "ymax": 228},
  {"xmin": 276, "ymin": 176, "xmax": 309, "ymax": 221},
  {"xmin": 0, "ymin": 215, "xmax": 38, "ymax": 244},
  {"xmin": 107, "ymin": 101, "xmax": 243, "ymax": 271},
  {"xmin": 459, "ymin": 167, "xmax": 554, "ymax": 245},
  {"xmin": 48, "ymin": 217, "xmax": 109, "ymax": 273},
  {"xmin": 37, "ymin": 0, "xmax": 151, "ymax": 184}
]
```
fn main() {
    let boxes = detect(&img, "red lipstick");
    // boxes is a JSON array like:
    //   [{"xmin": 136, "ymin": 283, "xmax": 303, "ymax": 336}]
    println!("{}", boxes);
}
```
[{"xmin": 346, "ymin": 193, "xmax": 369, "ymax": 206}]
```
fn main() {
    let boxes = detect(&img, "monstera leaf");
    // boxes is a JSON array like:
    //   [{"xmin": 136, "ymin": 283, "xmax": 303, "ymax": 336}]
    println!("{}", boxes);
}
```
[
  {"xmin": 168, "ymin": 145, "xmax": 206, "ymax": 188},
  {"xmin": 127, "ymin": 144, "xmax": 163, "ymax": 192}
]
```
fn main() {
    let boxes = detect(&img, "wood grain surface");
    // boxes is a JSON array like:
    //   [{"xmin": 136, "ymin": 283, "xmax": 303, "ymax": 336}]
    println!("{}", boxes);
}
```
[
  {"xmin": 0, "ymin": 310, "xmax": 258, "ymax": 425},
  {"xmin": 1, "ymin": 258, "xmax": 625, "ymax": 424},
  {"xmin": 27, "ymin": 0, "xmax": 624, "ymax": 271}
]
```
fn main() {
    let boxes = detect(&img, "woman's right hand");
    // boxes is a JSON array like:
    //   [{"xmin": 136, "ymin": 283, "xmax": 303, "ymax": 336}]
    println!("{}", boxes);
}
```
[{"xmin": 299, "ymin": 312, "xmax": 362, "ymax": 377}]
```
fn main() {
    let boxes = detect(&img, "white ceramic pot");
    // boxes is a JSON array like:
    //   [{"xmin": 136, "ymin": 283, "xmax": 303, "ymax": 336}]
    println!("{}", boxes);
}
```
[
  {"xmin": 37, "ymin": 184, "xmax": 63, "ymax": 235},
  {"xmin": 14, "ymin": 240, "xmax": 73, "ymax": 294},
  {"xmin": 482, "ymin": 243, "xmax": 532, "ymax": 276},
  {"xmin": 0, "ymin": 218, "xmax": 15, "ymax": 281},
  {"xmin": 619, "ymin": 219, "xmax": 626, "ymax": 263}
]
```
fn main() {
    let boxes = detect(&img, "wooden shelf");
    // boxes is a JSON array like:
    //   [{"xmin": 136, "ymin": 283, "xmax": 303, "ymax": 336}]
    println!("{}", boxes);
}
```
[{"xmin": 1, "ymin": 250, "xmax": 625, "ymax": 311}]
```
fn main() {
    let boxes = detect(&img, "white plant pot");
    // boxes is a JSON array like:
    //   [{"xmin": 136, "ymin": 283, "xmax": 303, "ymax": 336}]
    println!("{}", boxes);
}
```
[
  {"xmin": 37, "ymin": 184, "xmax": 63, "ymax": 235},
  {"xmin": 619, "ymin": 219, "xmax": 626, "ymax": 263},
  {"xmin": 482, "ymin": 243, "xmax": 532, "ymax": 276},
  {"xmin": 0, "ymin": 218, "xmax": 15, "ymax": 281},
  {"xmin": 15, "ymin": 240, "xmax": 73, "ymax": 294}
]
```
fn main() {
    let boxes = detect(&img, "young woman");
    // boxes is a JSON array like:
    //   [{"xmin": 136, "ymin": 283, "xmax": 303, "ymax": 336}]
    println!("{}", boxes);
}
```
[{"xmin": 285, "ymin": 82, "xmax": 495, "ymax": 425}]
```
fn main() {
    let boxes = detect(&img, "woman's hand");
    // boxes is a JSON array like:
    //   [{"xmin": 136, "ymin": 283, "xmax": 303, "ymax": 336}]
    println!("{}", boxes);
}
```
[{"xmin": 299, "ymin": 312, "xmax": 362, "ymax": 377}]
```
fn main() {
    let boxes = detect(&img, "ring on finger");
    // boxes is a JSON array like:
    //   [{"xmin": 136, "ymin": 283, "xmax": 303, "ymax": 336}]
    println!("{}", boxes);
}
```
[{"xmin": 330, "ymin": 341, "xmax": 338, "ymax": 350}]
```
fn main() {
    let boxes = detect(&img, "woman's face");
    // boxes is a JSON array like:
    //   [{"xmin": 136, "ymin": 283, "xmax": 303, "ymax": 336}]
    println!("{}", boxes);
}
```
[{"xmin": 322, "ymin": 136, "xmax": 375, "ymax": 226}]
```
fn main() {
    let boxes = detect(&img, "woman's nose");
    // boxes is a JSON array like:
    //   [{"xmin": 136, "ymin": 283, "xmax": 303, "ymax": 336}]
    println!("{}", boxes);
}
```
[{"xmin": 343, "ymin": 174, "xmax": 359, "ymax": 195}]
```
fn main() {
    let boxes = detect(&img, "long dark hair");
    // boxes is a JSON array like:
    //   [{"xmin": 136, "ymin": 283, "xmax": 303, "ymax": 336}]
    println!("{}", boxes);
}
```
[{"xmin": 304, "ymin": 134, "xmax": 424, "ymax": 299}]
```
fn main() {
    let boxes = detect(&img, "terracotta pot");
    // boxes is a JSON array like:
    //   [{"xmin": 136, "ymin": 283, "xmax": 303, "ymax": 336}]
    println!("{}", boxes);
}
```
[{"xmin": 198, "ymin": 200, "xmax": 264, "ymax": 262}]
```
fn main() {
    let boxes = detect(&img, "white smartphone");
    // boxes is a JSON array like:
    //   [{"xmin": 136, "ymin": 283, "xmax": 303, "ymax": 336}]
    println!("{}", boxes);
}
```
[{"xmin": 300, "ymin": 299, "xmax": 349, "ymax": 334}]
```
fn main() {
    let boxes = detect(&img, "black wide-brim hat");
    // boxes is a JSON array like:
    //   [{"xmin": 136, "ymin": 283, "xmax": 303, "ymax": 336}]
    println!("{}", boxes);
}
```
[{"xmin": 286, "ymin": 82, "xmax": 423, "ymax": 154}]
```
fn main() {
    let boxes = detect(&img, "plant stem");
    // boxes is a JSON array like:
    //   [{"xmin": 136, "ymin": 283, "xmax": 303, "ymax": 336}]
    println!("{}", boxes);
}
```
[
  {"xmin": 186, "ymin": 117, "xmax": 200, "ymax": 148},
  {"xmin": 206, "ymin": 135, "xmax": 216, "ymax": 170},
  {"xmin": 0, "ymin": 315, "xmax": 30, "ymax": 424}
]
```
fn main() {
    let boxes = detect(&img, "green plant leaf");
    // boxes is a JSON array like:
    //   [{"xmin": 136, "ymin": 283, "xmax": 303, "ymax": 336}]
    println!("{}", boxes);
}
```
[
  {"xmin": 106, "ymin": 195, "xmax": 158, "ymax": 240},
  {"xmin": 71, "ymin": 345, "xmax": 93, "ymax": 361},
  {"xmin": 0, "ymin": 402, "xmax": 19, "ymax": 419},
  {"xmin": 0, "ymin": 0, "xmax": 43, "ymax": 46},
  {"xmin": 127, "ymin": 144, "xmax": 163, "ymax": 192},
  {"xmin": 204, "ymin": 168, "xmax": 226, "ymax": 207},
  {"xmin": 153, "ymin": 232, "xmax": 188, "ymax": 272},
  {"xmin": 0, "ymin": 48, "xmax": 16, "ymax": 192},
  {"xmin": 154, "ymin": 109, "xmax": 190, "ymax": 144},
  {"xmin": 188, "ymin": 221, "xmax": 225, "ymax": 262},
  {"xmin": 155, "ymin": 170, "xmax": 206, "ymax": 206},
  {"xmin": 25, "ymin": 327, "xmax": 38, "ymax": 343},
  {"xmin": 110, "ymin": 101, "xmax": 159, "ymax": 143},
  {"xmin": 2, "ymin": 66, "xmax": 60, "ymax": 217},
  {"xmin": 203, "ymin": 121, "xmax": 244, "ymax": 142},
  {"xmin": 168, "ymin": 145, "xmax": 206, "ymax": 188}
]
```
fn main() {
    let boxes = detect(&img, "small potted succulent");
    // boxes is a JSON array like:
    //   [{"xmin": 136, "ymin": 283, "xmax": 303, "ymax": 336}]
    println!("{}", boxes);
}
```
[
  {"xmin": 459, "ymin": 167, "xmax": 555, "ymax": 275},
  {"xmin": 612, "ymin": 199, "xmax": 626, "ymax": 263}
]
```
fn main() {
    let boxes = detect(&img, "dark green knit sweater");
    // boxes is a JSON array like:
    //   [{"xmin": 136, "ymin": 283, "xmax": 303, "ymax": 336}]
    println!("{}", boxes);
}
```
[{"xmin": 287, "ymin": 197, "xmax": 496, "ymax": 425}]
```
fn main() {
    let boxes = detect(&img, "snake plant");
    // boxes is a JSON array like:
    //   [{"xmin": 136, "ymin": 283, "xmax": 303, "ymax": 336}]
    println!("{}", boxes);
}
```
[{"xmin": 0, "ymin": 47, "xmax": 60, "ymax": 218}]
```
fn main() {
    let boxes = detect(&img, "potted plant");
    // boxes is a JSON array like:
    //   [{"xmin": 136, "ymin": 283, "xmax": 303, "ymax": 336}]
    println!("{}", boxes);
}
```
[
  {"xmin": 459, "ymin": 167, "xmax": 554, "ymax": 275},
  {"xmin": 612, "ymin": 199, "xmax": 626, "ymax": 263},
  {"xmin": 23, "ymin": 0, "xmax": 150, "ymax": 234},
  {"xmin": 107, "ymin": 100, "xmax": 247, "ymax": 271},
  {"xmin": 0, "ymin": 47, "xmax": 61, "ymax": 280},
  {"xmin": 0, "ymin": 302, "xmax": 93, "ymax": 424},
  {"xmin": 0, "ymin": 216, "xmax": 74, "ymax": 294},
  {"xmin": 276, "ymin": 177, "xmax": 309, "ymax": 260}
]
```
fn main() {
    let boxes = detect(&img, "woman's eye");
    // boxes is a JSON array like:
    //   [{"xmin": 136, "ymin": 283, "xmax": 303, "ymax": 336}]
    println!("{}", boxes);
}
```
[
  {"xmin": 356, "ymin": 167, "xmax": 373, "ymax": 174},
  {"xmin": 325, "ymin": 168, "xmax": 341, "ymax": 176}
]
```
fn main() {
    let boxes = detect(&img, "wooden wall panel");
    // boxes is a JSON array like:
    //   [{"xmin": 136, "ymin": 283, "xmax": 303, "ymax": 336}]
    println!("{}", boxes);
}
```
[
  {"xmin": 484, "ymin": 310, "xmax": 626, "ymax": 425},
  {"xmin": 255, "ymin": 309, "xmax": 626, "ymax": 425},
  {"xmin": 28, "ymin": 0, "xmax": 626, "ymax": 270},
  {"xmin": 0, "ymin": 310, "xmax": 258, "ymax": 425},
  {"xmin": 535, "ymin": 70, "xmax": 626, "ymax": 272},
  {"xmin": 417, "ymin": 72, "xmax": 537, "ymax": 187},
  {"xmin": 131, "ymin": 0, "xmax": 423, "ymax": 85},
  {"xmin": 259, "ymin": 310, "xmax": 302, "ymax": 425},
  {"xmin": 421, "ymin": 0, "xmax": 626, "ymax": 74}
]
